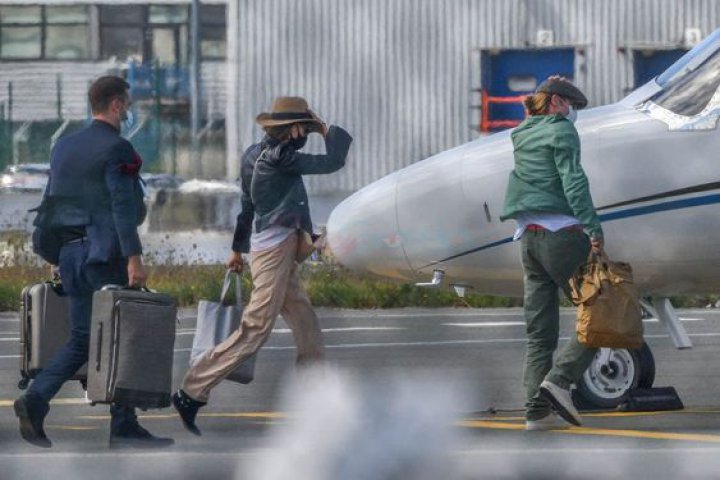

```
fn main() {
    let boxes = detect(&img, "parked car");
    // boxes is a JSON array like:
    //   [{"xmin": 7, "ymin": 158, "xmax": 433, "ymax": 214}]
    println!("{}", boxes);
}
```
[
  {"xmin": 0, "ymin": 163, "xmax": 50, "ymax": 192},
  {"xmin": 141, "ymin": 173, "xmax": 185, "ymax": 191}
]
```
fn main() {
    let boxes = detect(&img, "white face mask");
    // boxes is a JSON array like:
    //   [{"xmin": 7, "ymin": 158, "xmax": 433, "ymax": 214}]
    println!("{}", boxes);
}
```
[
  {"xmin": 121, "ymin": 109, "xmax": 135, "ymax": 131},
  {"xmin": 565, "ymin": 105, "xmax": 577, "ymax": 123}
]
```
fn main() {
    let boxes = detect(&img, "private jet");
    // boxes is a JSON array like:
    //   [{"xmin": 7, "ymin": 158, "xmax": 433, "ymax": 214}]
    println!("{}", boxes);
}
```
[{"xmin": 326, "ymin": 28, "xmax": 720, "ymax": 408}]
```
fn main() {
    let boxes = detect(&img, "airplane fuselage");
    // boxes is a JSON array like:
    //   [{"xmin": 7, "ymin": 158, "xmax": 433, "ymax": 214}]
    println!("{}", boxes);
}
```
[{"xmin": 327, "ymin": 94, "xmax": 720, "ymax": 297}]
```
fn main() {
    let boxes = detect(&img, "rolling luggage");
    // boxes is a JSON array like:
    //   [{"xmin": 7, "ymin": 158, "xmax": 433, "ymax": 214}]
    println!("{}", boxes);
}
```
[
  {"xmin": 87, "ymin": 286, "xmax": 177, "ymax": 409},
  {"xmin": 19, "ymin": 281, "xmax": 87, "ymax": 390}
]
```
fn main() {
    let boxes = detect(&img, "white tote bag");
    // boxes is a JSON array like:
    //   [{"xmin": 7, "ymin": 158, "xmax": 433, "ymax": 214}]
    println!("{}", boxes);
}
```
[{"xmin": 190, "ymin": 270, "xmax": 257, "ymax": 384}]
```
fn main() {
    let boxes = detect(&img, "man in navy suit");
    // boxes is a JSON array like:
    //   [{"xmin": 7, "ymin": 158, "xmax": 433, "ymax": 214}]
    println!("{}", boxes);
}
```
[{"xmin": 14, "ymin": 76, "xmax": 173, "ymax": 449}]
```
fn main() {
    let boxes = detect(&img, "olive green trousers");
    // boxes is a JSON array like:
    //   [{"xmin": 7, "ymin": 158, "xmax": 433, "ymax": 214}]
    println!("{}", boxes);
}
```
[{"xmin": 520, "ymin": 228, "xmax": 597, "ymax": 420}]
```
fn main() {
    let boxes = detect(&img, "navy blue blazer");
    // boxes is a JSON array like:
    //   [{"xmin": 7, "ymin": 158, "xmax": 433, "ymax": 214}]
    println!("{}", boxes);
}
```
[{"xmin": 43, "ymin": 120, "xmax": 144, "ymax": 263}]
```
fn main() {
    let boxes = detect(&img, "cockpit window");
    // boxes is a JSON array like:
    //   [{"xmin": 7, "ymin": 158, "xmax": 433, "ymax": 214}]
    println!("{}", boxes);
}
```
[{"xmin": 651, "ymin": 29, "xmax": 720, "ymax": 116}]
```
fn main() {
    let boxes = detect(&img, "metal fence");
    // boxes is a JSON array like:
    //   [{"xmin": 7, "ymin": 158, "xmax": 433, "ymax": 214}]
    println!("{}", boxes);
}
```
[{"xmin": 0, "ymin": 62, "xmax": 226, "ymax": 177}]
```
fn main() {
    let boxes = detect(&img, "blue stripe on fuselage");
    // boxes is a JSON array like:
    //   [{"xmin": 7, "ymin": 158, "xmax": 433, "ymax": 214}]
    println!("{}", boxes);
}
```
[
  {"xmin": 424, "ymin": 192, "xmax": 720, "ymax": 268},
  {"xmin": 598, "ymin": 193, "xmax": 720, "ymax": 222}
]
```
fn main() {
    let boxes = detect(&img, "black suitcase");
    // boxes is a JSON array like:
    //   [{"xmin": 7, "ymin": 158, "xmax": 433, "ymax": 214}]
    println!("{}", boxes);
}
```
[
  {"xmin": 19, "ymin": 282, "xmax": 87, "ymax": 390},
  {"xmin": 87, "ymin": 286, "xmax": 177, "ymax": 409}
]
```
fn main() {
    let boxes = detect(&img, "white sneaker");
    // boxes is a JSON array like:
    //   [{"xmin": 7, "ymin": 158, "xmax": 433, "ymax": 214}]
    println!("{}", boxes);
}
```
[
  {"xmin": 526, "ymin": 413, "xmax": 572, "ymax": 431},
  {"xmin": 539, "ymin": 380, "xmax": 582, "ymax": 426}
]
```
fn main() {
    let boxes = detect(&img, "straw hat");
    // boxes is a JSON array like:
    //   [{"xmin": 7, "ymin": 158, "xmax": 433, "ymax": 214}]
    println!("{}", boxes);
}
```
[{"xmin": 256, "ymin": 96, "xmax": 322, "ymax": 127}]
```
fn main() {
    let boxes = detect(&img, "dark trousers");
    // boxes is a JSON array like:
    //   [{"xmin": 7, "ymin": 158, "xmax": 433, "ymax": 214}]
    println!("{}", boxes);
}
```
[
  {"xmin": 521, "ymin": 228, "xmax": 598, "ymax": 420},
  {"xmin": 27, "ymin": 241, "xmax": 137, "ymax": 432}
]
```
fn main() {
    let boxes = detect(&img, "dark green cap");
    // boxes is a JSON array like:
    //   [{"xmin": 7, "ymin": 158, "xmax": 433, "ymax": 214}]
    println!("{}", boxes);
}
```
[{"xmin": 536, "ymin": 76, "xmax": 588, "ymax": 109}]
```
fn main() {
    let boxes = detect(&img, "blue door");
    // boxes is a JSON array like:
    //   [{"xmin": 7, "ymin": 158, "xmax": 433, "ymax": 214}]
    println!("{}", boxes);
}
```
[
  {"xmin": 634, "ymin": 49, "xmax": 688, "ymax": 87},
  {"xmin": 481, "ymin": 49, "xmax": 575, "ymax": 131}
]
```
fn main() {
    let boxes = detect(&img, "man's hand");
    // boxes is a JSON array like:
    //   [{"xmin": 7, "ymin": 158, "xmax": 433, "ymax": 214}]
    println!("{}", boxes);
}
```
[
  {"xmin": 49, "ymin": 264, "xmax": 60, "ymax": 282},
  {"xmin": 128, "ymin": 255, "xmax": 147, "ymax": 288},
  {"xmin": 591, "ymin": 236, "xmax": 604, "ymax": 255},
  {"xmin": 227, "ymin": 251, "xmax": 244, "ymax": 273}
]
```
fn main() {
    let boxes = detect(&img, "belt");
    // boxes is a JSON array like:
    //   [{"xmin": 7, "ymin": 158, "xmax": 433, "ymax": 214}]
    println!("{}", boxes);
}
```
[
  {"xmin": 64, "ymin": 236, "xmax": 88, "ymax": 245},
  {"xmin": 525, "ymin": 224, "xmax": 584, "ymax": 232}
]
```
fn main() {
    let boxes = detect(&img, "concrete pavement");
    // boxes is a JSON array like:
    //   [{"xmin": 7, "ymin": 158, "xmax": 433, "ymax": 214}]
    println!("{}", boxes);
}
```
[{"xmin": 1, "ymin": 308, "xmax": 720, "ymax": 478}]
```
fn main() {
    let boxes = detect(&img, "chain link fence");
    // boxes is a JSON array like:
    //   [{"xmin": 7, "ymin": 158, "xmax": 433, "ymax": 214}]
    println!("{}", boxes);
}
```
[{"xmin": 0, "ymin": 62, "xmax": 226, "ymax": 178}]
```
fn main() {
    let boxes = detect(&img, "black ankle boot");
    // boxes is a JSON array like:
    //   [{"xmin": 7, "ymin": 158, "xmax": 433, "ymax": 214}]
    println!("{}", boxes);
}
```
[
  {"xmin": 14, "ymin": 394, "xmax": 51, "ymax": 448},
  {"xmin": 109, "ymin": 422, "xmax": 175, "ymax": 449},
  {"xmin": 172, "ymin": 389, "xmax": 206, "ymax": 436}
]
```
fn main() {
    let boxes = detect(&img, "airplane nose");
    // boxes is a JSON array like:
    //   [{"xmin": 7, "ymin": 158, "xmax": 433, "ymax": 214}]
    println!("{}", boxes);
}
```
[{"xmin": 326, "ymin": 172, "xmax": 414, "ymax": 281}]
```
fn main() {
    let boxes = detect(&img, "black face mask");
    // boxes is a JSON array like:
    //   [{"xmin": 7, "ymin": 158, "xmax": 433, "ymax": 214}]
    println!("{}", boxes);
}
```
[{"xmin": 289, "ymin": 136, "xmax": 308, "ymax": 150}]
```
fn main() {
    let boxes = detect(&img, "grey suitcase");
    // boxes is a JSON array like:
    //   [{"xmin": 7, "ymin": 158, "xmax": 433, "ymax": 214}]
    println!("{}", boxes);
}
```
[
  {"xmin": 19, "ymin": 282, "xmax": 87, "ymax": 390},
  {"xmin": 87, "ymin": 286, "xmax": 177, "ymax": 409}
]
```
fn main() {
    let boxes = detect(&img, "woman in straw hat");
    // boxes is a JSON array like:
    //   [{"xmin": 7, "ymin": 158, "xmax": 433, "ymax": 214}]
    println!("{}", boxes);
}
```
[{"xmin": 173, "ymin": 97, "xmax": 352, "ymax": 434}]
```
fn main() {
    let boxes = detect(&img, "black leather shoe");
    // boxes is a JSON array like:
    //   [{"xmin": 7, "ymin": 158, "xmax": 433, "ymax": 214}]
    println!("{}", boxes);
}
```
[
  {"xmin": 109, "ymin": 424, "xmax": 174, "ymax": 449},
  {"xmin": 14, "ymin": 395, "xmax": 51, "ymax": 448},
  {"xmin": 172, "ymin": 390, "xmax": 205, "ymax": 436}
]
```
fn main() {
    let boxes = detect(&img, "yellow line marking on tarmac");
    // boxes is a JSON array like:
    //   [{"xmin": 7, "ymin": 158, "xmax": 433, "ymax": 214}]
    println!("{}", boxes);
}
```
[
  {"xmin": 556, "ymin": 427, "xmax": 720, "ymax": 443},
  {"xmin": 45, "ymin": 425, "xmax": 99, "ymax": 431},
  {"xmin": 582, "ymin": 408, "xmax": 720, "ymax": 417},
  {"xmin": 471, "ymin": 407, "xmax": 720, "ymax": 421},
  {"xmin": 477, "ymin": 410, "xmax": 700, "ymax": 422},
  {"xmin": 5, "ymin": 399, "xmax": 720, "ymax": 444},
  {"xmin": 79, "ymin": 412, "xmax": 286, "ymax": 421},
  {"xmin": 473, "ymin": 416, "xmax": 525, "ymax": 422},
  {"xmin": 201, "ymin": 412, "xmax": 287, "ymax": 419},
  {"xmin": 0, "ymin": 398, "xmax": 87, "ymax": 407},
  {"xmin": 460, "ymin": 420, "xmax": 720, "ymax": 443},
  {"xmin": 459, "ymin": 420, "xmax": 525, "ymax": 431}
]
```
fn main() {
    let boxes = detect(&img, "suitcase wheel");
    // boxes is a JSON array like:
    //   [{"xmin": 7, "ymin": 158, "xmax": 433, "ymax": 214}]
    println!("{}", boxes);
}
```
[{"xmin": 17, "ymin": 377, "xmax": 29, "ymax": 390}]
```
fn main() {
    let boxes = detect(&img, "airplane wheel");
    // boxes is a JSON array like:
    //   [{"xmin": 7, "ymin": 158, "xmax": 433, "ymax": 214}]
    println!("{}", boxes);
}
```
[
  {"xmin": 636, "ymin": 343, "xmax": 655, "ymax": 388},
  {"xmin": 575, "ymin": 343, "xmax": 655, "ymax": 408}
]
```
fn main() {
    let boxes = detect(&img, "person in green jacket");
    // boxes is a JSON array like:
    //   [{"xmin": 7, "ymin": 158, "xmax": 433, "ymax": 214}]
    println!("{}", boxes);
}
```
[{"xmin": 500, "ymin": 76, "xmax": 604, "ymax": 431}]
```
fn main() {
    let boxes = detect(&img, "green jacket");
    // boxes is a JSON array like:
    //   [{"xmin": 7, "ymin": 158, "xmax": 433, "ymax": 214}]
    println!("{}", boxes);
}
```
[{"xmin": 500, "ymin": 114, "xmax": 603, "ymax": 239}]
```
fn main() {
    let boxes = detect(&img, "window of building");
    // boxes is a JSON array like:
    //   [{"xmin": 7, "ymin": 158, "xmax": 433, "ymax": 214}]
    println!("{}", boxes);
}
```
[
  {"xmin": 0, "ymin": 4, "xmax": 227, "ymax": 63},
  {"xmin": 149, "ymin": 5, "xmax": 188, "ymax": 65},
  {"xmin": 0, "ymin": 6, "xmax": 42, "ymax": 59},
  {"xmin": 200, "ymin": 4, "xmax": 226, "ymax": 60},
  {"xmin": 45, "ymin": 6, "xmax": 90, "ymax": 60},
  {"xmin": 100, "ymin": 5, "xmax": 195, "ymax": 65},
  {"xmin": 150, "ymin": 5, "xmax": 188, "ymax": 24},
  {"xmin": 100, "ymin": 6, "xmax": 145, "ymax": 62},
  {"xmin": 0, "ymin": 5, "xmax": 90, "ymax": 60},
  {"xmin": 507, "ymin": 75, "xmax": 537, "ymax": 92}
]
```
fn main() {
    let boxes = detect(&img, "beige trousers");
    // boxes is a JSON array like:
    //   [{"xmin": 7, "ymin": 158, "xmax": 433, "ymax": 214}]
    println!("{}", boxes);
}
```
[{"xmin": 182, "ymin": 232, "xmax": 324, "ymax": 402}]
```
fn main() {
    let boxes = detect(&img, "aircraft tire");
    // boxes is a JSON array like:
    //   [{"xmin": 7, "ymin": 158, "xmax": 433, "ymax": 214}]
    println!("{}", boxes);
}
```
[
  {"xmin": 636, "ymin": 343, "xmax": 656, "ymax": 388},
  {"xmin": 575, "ymin": 345, "xmax": 654, "ymax": 409}
]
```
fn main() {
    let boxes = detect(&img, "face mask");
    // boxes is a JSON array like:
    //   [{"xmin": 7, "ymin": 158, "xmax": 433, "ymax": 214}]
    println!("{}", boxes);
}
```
[
  {"xmin": 121, "ymin": 108, "xmax": 135, "ymax": 131},
  {"xmin": 565, "ymin": 105, "xmax": 577, "ymax": 123},
  {"xmin": 290, "ymin": 136, "xmax": 308, "ymax": 150}
]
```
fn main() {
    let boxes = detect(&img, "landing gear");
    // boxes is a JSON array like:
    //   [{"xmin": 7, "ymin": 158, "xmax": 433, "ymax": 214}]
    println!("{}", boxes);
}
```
[
  {"xmin": 574, "ymin": 297, "xmax": 690, "ymax": 409},
  {"xmin": 575, "ymin": 343, "xmax": 655, "ymax": 408}
]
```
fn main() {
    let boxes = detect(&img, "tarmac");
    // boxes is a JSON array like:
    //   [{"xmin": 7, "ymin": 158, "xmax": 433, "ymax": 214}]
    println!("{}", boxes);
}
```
[{"xmin": 1, "ymin": 307, "xmax": 720, "ymax": 479}]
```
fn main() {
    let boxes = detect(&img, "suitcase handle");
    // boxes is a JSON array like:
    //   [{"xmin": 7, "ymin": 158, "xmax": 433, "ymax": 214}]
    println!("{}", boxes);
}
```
[
  {"xmin": 95, "ymin": 323, "xmax": 103, "ymax": 372},
  {"xmin": 101, "ymin": 284, "xmax": 154, "ymax": 293}
]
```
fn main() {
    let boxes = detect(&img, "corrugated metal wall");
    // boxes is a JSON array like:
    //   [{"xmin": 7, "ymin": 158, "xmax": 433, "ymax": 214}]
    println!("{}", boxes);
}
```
[
  {"xmin": 231, "ymin": 0, "xmax": 720, "ymax": 193},
  {"xmin": 0, "ymin": 1, "xmax": 718, "ymax": 189}
]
